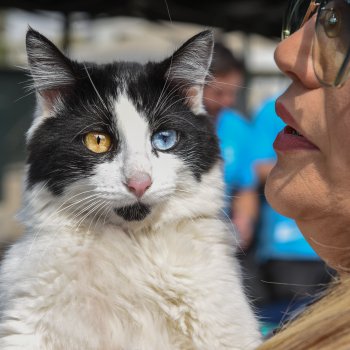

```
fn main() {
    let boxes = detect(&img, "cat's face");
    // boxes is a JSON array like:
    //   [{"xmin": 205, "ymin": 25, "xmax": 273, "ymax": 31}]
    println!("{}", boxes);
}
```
[{"xmin": 24, "ymin": 29, "xmax": 222, "ymax": 227}]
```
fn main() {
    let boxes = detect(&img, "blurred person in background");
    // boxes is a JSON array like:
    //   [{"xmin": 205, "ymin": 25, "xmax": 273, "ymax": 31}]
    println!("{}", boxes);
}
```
[
  {"xmin": 251, "ymin": 97, "xmax": 332, "ymax": 330},
  {"xmin": 203, "ymin": 42, "xmax": 258, "ymax": 249}
]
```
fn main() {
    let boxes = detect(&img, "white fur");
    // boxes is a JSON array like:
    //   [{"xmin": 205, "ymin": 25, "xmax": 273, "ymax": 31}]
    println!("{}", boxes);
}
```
[
  {"xmin": 0, "ymin": 95, "xmax": 261, "ymax": 349},
  {"xmin": 115, "ymin": 95, "xmax": 153, "ymax": 179}
]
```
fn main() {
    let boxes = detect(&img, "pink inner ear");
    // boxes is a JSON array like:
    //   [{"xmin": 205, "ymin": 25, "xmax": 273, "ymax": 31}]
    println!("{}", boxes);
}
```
[
  {"xmin": 185, "ymin": 86, "xmax": 204, "ymax": 114},
  {"xmin": 40, "ymin": 88, "xmax": 68, "ymax": 110},
  {"xmin": 41, "ymin": 89, "xmax": 59, "ymax": 103}
]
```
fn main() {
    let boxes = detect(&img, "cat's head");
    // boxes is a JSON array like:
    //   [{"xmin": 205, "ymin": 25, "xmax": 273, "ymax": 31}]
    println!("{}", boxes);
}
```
[{"xmin": 24, "ymin": 28, "xmax": 223, "ymax": 229}]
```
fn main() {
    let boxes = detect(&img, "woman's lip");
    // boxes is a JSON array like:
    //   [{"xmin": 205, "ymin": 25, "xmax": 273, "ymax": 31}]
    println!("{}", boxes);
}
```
[
  {"xmin": 273, "ymin": 128, "xmax": 319, "ymax": 152},
  {"xmin": 274, "ymin": 100, "xmax": 319, "ymax": 151},
  {"xmin": 275, "ymin": 101, "xmax": 302, "ymax": 134}
]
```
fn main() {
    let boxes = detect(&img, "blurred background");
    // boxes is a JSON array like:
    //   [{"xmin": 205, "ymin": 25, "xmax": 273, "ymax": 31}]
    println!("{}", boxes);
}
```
[{"xmin": 0, "ymin": 0, "xmax": 332, "ymax": 336}]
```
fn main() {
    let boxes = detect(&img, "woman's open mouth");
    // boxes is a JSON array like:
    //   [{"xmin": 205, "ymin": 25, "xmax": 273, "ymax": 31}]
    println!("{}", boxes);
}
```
[
  {"xmin": 284, "ymin": 125, "xmax": 303, "ymax": 136},
  {"xmin": 273, "ymin": 125, "xmax": 319, "ymax": 152},
  {"xmin": 274, "ymin": 101, "xmax": 319, "ymax": 152}
]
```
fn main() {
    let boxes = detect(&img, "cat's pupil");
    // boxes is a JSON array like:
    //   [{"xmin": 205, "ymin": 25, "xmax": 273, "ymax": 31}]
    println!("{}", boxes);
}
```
[
  {"xmin": 161, "ymin": 135, "xmax": 168, "ymax": 142},
  {"xmin": 97, "ymin": 136, "xmax": 101, "ymax": 145}
]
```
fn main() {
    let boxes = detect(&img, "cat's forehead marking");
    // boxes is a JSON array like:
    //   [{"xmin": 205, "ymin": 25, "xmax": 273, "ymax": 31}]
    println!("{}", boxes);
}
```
[{"xmin": 114, "ymin": 94, "xmax": 149, "ymax": 151}]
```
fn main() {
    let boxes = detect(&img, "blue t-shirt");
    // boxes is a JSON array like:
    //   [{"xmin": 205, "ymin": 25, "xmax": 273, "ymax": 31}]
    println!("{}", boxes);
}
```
[
  {"xmin": 216, "ymin": 108, "xmax": 257, "ymax": 202},
  {"xmin": 252, "ymin": 98, "xmax": 319, "ymax": 261}
]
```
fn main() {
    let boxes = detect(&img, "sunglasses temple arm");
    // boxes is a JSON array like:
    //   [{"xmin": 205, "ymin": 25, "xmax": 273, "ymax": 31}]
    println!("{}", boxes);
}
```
[
  {"xmin": 300, "ymin": 0, "xmax": 320, "ymax": 27},
  {"xmin": 335, "ymin": 49, "xmax": 350, "ymax": 86}
]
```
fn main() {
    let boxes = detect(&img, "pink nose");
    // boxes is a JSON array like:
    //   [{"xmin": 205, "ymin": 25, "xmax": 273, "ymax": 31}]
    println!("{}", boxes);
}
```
[{"xmin": 126, "ymin": 173, "xmax": 152, "ymax": 198}]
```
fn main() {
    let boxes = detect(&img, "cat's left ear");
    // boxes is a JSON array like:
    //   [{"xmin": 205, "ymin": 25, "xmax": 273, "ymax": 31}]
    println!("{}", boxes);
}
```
[
  {"xmin": 26, "ymin": 28, "xmax": 76, "ymax": 113},
  {"xmin": 163, "ymin": 30, "xmax": 214, "ymax": 114}
]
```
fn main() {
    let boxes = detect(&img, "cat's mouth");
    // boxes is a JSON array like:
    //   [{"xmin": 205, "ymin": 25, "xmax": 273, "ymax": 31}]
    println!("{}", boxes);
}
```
[{"xmin": 114, "ymin": 203, "xmax": 151, "ymax": 221}]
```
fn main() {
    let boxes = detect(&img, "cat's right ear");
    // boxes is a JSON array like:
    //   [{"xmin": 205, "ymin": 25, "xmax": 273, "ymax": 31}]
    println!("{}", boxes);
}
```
[
  {"xmin": 26, "ymin": 28, "xmax": 76, "ymax": 112},
  {"xmin": 161, "ymin": 30, "xmax": 214, "ymax": 115}
]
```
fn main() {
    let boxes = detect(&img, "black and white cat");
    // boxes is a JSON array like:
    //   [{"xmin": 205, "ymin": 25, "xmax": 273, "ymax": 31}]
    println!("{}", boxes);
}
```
[{"xmin": 0, "ymin": 29, "xmax": 261, "ymax": 349}]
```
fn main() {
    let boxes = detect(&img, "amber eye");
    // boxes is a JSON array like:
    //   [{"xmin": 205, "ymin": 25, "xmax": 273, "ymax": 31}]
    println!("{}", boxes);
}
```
[{"xmin": 83, "ymin": 132, "xmax": 112, "ymax": 153}]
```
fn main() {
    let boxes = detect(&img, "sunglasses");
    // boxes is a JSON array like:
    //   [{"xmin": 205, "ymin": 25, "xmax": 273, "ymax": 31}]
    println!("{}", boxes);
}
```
[{"xmin": 282, "ymin": 0, "xmax": 350, "ymax": 87}]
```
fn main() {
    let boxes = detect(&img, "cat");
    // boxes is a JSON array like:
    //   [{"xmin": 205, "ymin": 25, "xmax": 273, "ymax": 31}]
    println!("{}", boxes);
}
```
[{"xmin": 0, "ymin": 28, "xmax": 261, "ymax": 349}]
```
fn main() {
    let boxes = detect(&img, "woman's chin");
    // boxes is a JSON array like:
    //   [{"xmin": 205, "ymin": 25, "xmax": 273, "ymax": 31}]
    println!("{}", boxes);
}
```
[
  {"xmin": 265, "ymin": 166, "xmax": 306, "ymax": 220},
  {"xmin": 266, "ymin": 158, "xmax": 334, "ymax": 223}
]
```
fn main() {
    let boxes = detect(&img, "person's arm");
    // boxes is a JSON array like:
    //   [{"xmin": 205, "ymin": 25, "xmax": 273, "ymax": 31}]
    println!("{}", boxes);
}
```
[{"xmin": 231, "ymin": 188, "xmax": 259, "ymax": 250}]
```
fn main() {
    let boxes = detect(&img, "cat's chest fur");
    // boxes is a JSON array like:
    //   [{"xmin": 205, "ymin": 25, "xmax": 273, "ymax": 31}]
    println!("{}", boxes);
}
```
[{"xmin": 1, "ymin": 219, "xmax": 259, "ymax": 349}]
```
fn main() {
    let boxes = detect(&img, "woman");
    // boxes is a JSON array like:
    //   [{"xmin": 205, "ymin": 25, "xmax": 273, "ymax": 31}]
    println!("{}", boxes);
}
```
[{"xmin": 258, "ymin": 0, "xmax": 350, "ymax": 349}]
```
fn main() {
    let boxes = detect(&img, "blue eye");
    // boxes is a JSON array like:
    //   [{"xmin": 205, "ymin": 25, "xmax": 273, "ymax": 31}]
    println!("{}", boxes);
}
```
[{"xmin": 151, "ymin": 130, "xmax": 178, "ymax": 151}]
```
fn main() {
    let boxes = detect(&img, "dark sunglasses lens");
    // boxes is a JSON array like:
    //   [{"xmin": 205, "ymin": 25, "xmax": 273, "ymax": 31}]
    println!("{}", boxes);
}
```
[
  {"xmin": 313, "ymin": 0, "xmax": 350, "ymax": 86},
  {"xmin": 283, "ymin": 0, "xmax": 313, "ymax": 38}
]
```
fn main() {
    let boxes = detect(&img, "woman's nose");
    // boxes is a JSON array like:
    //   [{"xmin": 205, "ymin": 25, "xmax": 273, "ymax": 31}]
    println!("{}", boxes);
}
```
[{"xmin": 274, "ymin": 17, "xmax": 320, "ymax": 89}]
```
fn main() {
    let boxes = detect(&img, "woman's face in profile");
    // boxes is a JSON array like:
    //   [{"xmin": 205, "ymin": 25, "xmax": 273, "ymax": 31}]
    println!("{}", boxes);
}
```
[{"xmin": 265, "ymin": 14, "xmax": 350, "ymax": 270}]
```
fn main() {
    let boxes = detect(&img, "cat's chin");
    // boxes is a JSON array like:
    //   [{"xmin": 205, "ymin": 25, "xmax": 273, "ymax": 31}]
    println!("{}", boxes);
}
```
[{"xmin": 114, "ymin": 203, "xmax": 151, "ymax": 222}]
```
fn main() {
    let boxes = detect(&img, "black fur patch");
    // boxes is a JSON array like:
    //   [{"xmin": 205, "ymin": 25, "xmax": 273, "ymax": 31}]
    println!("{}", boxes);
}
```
[{"xmin": 115, "ymin": 203, "xmax": 151, "ymax": 221}]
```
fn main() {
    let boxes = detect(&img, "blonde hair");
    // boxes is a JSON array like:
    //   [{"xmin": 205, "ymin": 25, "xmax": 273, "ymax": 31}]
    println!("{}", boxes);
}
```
[{"xmin": 258, "ymin": 276, "xmax": 350, "ymax": 350}]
